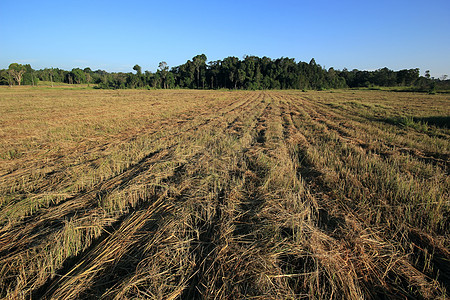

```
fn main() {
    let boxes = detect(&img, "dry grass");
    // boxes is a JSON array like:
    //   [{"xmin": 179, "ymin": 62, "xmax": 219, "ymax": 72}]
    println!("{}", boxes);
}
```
[{"xmin": 0, "ymin": 86, "xmax": 449, "ymax": 299}]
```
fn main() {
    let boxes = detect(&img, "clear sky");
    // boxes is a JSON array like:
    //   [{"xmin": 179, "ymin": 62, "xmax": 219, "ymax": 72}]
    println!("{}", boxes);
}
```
[{"xmin": 1, "ymin": 0, "xmax": 449, "ymax": 77}]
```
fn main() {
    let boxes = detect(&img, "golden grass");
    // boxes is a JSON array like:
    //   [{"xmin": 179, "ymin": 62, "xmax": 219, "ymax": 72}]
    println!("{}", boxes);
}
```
[{"xmin": 0, "ymin": 86, "xmax": 449, "ymax": 299}]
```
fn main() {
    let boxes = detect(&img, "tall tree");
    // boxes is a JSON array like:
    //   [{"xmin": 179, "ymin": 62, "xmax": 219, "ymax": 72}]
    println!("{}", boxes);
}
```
[
  {"xmin": 84, "ymin": 68, "xmax": 92, "ymax": 86},
  {"xmin": 222, "ymin": 56, "xmax": 239, "ymax": 88},
  {"xmin": 0, "ymin": 69, "xmax": 14, "ymax": 86},
  {"xmin": 192, "ymin": 54, "xmax": 207, "ymax": 88},
  {"xmin": 8, "ymin": 63, "xmax": 26, "ymax": 86},
  {"xmin": 22, "ymin": 64, "xmax": 37, "ymax": 86},
  {"xmin": 208, "ymin": 60, "xmax": 220, "ymax": 89},
  {"xmin": 158, "ymin": 61, "xmax": 169, "ymax": 89},
  {"xmin": 71, "ymin": 68, "xmax": 86, "ymax": 84},
  {"xmin": 237, "ymin": 69, "xmax": 246, "ymax": 89},
  {"xmin": 133, "ymin": 64, "xmax": 142, "ymax": 75},
  {"xmin": 50, "ymin": 68, "xmax": 54, "ymax": 87}
]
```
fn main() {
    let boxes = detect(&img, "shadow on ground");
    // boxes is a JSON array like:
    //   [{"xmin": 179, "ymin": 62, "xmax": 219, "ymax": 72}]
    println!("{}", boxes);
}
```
[{"xmin": 379, "ymin": 116, "xmax": 449, "ymax": 129}]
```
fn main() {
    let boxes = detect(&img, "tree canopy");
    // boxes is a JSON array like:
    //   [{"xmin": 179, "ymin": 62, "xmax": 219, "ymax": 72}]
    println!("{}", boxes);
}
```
[
  {"xmin": 8, "ymin": 63, "xmax": 26, "ymax": 86},
  {"xmin": 1, "ymin": 55, "xmax": 447, "ymax": 91}
]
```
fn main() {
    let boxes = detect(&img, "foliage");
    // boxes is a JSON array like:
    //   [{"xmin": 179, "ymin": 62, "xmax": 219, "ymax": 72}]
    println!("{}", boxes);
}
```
[
  {"xmin": 2, "ymin": 56, "xmax": 447, "ymax": 91},
  {"xmin": 8, "ymin": 63, "xmax": 26, "ymax": 85}
]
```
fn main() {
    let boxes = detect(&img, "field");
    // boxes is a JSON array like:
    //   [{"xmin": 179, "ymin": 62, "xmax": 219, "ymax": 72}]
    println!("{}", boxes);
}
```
[{"xmin": 0, "ymin": 87, "xmax": 449, "ymax": 299}]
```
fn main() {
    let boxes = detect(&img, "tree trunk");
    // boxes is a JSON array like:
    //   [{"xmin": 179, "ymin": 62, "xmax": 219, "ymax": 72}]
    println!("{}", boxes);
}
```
[
  {"xmin": 197, "ymin": 67, "xmax": 200, "ymax": 88},
  {"xmin": 7, "ymin": 74, "xmax": 13, "ymax": 87}
]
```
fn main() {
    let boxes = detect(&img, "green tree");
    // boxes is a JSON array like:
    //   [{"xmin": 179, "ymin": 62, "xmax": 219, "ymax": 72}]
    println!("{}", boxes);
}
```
[
  {"xmin": 208, "ymin": 60, "xmax": 220, "ymax": 89},
  {"xmin": 8, "ymin": 63, "xmax": 26, "ymax": 85},
  {"xmin": 397, "ymin": 68, "xmax": 419, "ymax": 86},
  {"xmin": 0, "ymin": 69, "xmax": 14, "ymax": 86},
  {"xmin": 237, "ymin": 69, "xmax": 246, "ymax": 89},
  {"xmin": 158, "ymin": 61, "xmax": 169, "ymax": 89},
  {"xmin": 71, "ymin": 68, "xmax": 86, "ymax": 84},
  {"xmin": 253, "ymin": 65, "xmax": 262, "ymax": 89},
  {"xmin": 192, "ymin": 54, "xmax": 207, "ymax": 88},
  {"xmin": 22, "ymin": 64, "xmax": 38, "ymax": 86},
  {"xmin": 49, "ymin": 68, "xmax": 54, "ymax": 87},
  {"xmin": 133, "ymin": 64, "xmax": 142, "ymax": 75},
  {"xmin": 152, "ymin": 73, "xmax": 161, "ymax": 88},
  {"xmin": 84, "ymin": 68, "xmax": 92, "ymax": 86},
  {"xmin": 222, "ymin": 56, "xmax": 239, "ymax": 88},
  {"xmin": 166, "ymin": 72, "xmax": 175, "ymax": 89}
]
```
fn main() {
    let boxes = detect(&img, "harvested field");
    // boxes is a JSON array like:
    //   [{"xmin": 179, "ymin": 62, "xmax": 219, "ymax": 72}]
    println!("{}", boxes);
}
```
[{"xmin": 0, "ymin": 87, "xmax": 449, "ymax": 299}]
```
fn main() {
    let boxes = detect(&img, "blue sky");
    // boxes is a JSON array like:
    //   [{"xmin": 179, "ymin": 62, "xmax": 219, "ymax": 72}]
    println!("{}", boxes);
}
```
[{"xmin": 1, "ymin": 0, "xmax": 449, "ymax": 77}]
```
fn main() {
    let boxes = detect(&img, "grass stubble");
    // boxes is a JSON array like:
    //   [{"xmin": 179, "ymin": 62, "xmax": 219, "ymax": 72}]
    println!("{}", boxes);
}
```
[{"xmin": 0, "ymin": 86, "xmax": 449, "ymax": 299}]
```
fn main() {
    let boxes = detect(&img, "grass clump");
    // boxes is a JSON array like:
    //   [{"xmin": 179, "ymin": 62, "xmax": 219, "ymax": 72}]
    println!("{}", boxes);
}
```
[{"xmin": 391, "ymin": 116, "xmax": 429, "ymax": 132}]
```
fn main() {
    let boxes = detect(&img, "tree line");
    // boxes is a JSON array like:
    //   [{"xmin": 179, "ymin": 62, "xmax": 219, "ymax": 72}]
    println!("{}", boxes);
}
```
[{"xmin": 1, "ymin": 55, "xmax": 448, "ymax": 91}]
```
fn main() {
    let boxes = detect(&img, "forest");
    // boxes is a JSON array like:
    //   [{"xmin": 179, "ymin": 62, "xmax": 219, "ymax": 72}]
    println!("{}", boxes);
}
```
[{"xmin": 1, "ymin": 55, "xmax": 448, "ymax": 91}]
